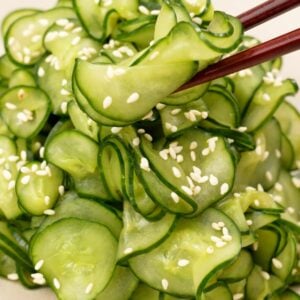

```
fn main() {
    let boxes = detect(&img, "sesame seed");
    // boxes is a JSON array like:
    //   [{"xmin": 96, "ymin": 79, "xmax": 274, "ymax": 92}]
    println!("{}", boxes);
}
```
[
  {"xmin": 53, "ymin": 278, "xmax": 61, "ymax": 289},
  {"xmin": 292, "ymin": 177, "xmax": 300, "ymax": 188},
  {"xmin": 36, "ymin": 170, "xmax": 48, "ymax": 176},
  {"xmin": 190, "ymin": 151, "xmax": 196, "ymax": 162},
  {"xmin": 71, "ymin": 36, "xmax": 81, "ymax": 46},
  {"xmin": 254, "ymin": 199, "xmax": 260, "ymax": 207},
  {"xmin": 31, "ymin": 273, "xmax": 44, "ymax": 280},
  {"xmin": 206, "ymin": 246, "xmax": 214, "ymax": 254},
  {"xmin": 150, "ymin": 9, "xmax": 160, "ymax": 15},
  {"xmin": 38, "ymin": 67, "xmax": 45, "ymax": 77},
  {"xmin": 33, "ymin": 277, "xmax": 46, "ymax": 285},
  {"xmin": 202, "ymin": 148, "xmax": 210, "ymax": 156},
  {"xmin": 44, "ymin": 209, "xmax": 55, "ymax": 216},
  {"xmin": 7, "ymin": 273, "xmax": 19, "ymax": 281},
  {"xmin": 24, "ymin": 56, "xmax": 31, "ymax": 64},
  {"xmin": 39, "ymin": 19, "xmax": 49, "ymax": 26},
  {"xmin": 21, "ymin": 175, "xmax": 30, "ymax": 185},
  {"xmin": 193, "ymin": 185, "xmax": 201, "ymax": 195},
  {"xmin": 64, "ymin": 22, "xmax": 75, "ymax": 30},
  {"xmin": 85, "ymin": 283, "xmax": 93, "ymax": 295},
  {"xmin": 211, "ymin": 236, "xmax": 222, "ymax": 243},
  {"xmin": 275, "ymin": 149, "xmax": 281, "ymax": 158},
  {"xmin": 156, "ymin": 103, "xmax": 166, "ymax": 110},
  {"xmin": 103, "ymin": 96, "xmax": 112, "ymax": 109},
  {"xmin": 124, "ymin": 248, "xmax": 133, "ymax": 254},
  {"xmin": 171, "ymin": 108, "xmax": 182, "ymax": 115},
  {"xmin": 138, "ymin": 5, "xmax": 150, "ymax": 15},
  {"xmin": 257, "ymin": 183, "xmax": 264, "ymax": 191},
  {"xmin": 216, "ymin": 241, "xmax": 227, "ymax": 248},
  {"xmin": 60, "ymin": 89, "xmax": 71, "ymax": 96},
  {"xmin": 171, "ymin": 192, "xmax": 179, "ymax": 203},
  {"xmin": 222, "ymin": 235, "xmax": 232, "ymax": 242},
  {"xmin": 56, "ymin": 19, "xmax": 69, "ymax": 26},
  {"xmin": 149, "ymin": 51, "xmax": 159, "ymax": 60},
  {"xmin": 287, "ymin": 206, "xmax": 295, "ymax": 214},
  {"xmin": 144, "ymin": 133, "xmax": 153, "ymax": 142},
  {"xmin": 7, "ymin": 180, "xmax": 15, "ymax": 191},
  {"xmin": 177, "ymin": 155, "xmax": 184, "ymax": 163},
  {"xmin": 190, "ymin": 141, "xmax": 198, "ymax": 150},
  {"xmin": 172, "ymin": 167, "xmax": 181, "ymax": 178},
  {"xmin": 272, "ymin": 258, "xmax": 283, "ymax": 269},
  {"xmin": 192, "ymin": 17, "xmax": 203, "ymax": 25},
  {"xmin": 5, "ymin": 102, "xmax": 17, "ymax": 110},
  {"xmin": 265, "ymin": 171, "xmax": 273, "ymax": 181},
  {"xmin": 137, "ymin": 129, "xmax": 145, "ymax": 134},
  {"xmin": 132, "ymin": 137, "xmax": 140, "ymax": 147},
  {"xmin": 253, "ymin": 242, "xmax": 258, "ymax": 251},
  {"xmin": 262, "ymin": 93, "xmax": 271, "ymax": 101},
  {"xmin": 39, "ymin": 147, "xmax": 45, "ymax": 159},
  {"xmin": 181, "ymin": 185, "xmax": 193, "ymax": 196},
  {"xmin": 140, "ymin": 157, "xmax": 150, "ymax": 172},
  {"xmin": 161, "ymin": 278, "xmax": 168, "ymax": 290},
  {"xmin": 220, "ymin": 183, "xmax": 229, "ymax": 195},
  {"xmin": 177, "ymin": 259, "xmax": 190, "ymax": 267},
  {"xmin": 2, "ymin": 169, "xmax": 12, "ymax": 180},
  {"xmin": 60, "ymin": 101, "xmax": 68, "ymax": 114},
  {"xmin": 261, "ymin": 271, "xmax": 270, "ymax": 280},
  {"xmin": 58, "ymin": 185, "xmax": 65, "ymax": 196},
  {"xmin": 112, "ymin": 50, "xmax": 123, "ymax": 58},
  {"xmin": 209, "ymin": 174, "xmax": 219, "ymax": 186},
  {"xmin": 237, "ymin": 126, "xmax": 247, "ymax": 132},
  {"xmin": 233, "ymin": 293, "xmax": 244, "ymax": 300},
  {"xmin": 111, "ymin": 127, "xmax": 122, "ymax": 134},
  {"xmin": 218, "ymin": 221, "xmax": 225, "ymax": 227},
  {"xmin": 44, "ymin": 196, "xmax": 50, "ymax": 206},
  {"xmin": 246, "ymin": 219, "xmax": 253, "ymax": 226},
  {"xmin": 212, "ymin": 222, "xmax": 221, "ymax": 231}
]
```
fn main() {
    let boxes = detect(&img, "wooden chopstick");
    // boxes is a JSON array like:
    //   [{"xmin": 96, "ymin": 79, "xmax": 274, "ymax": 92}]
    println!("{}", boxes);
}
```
[
  {"xmin": 177, "ymin": 0, "xmax": 300, "ymax": 91},
  {"xmin": 238, "ymin": 0, "xmax": 300, "ymax": 30},
  {"xmin": 178, "ymin": 28, "xmax": 300, "ymax": 91}
]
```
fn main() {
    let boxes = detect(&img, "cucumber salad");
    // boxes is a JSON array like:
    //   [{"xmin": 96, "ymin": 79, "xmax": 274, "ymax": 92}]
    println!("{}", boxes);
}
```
[{"xmin": 0, "ymin": 0, "xmax": 300, "ymax": 299}]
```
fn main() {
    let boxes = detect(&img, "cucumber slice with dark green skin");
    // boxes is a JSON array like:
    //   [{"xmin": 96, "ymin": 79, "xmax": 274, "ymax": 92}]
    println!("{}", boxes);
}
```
[
  {"xmin": 16, "ymin": 161, "xmax": 64, "ymax": 216},
  {"xmin": 0, "ymin": 86, "xmax": 51, "ymax": 139},
  {"xmin": 275, "ymin": 100, "xmax": 300, "ymax": 170},
  {"xmin": 117, "ymin": 201, "xmax": 176, "ymax": 262},
  {"xmin": 140, "ymin": 128, "xmax": 235, "ymax": 216},
  {"xmin": 0, "ymin": 135, "xmax": 22, "ymax": 219},
  {"xmin": 9, "ymin": 69, "xmax": 36, "ymax": 88},
  {"xmin": 203, "ymin": 282, "xmax": 232, "ymax": 300},
  {"xmin": 5, "ymin": 7, "xmax": 76, "ymax": 66},
  {"xmin": 30, "ymin": 218, "xmax": 118, "ymax": 300},
  {"xmin": 242, "ymin": 78, "xmax": 298, "ymax": 132},
  {"xmin": 129, "ymin": 208, "xmax": 241, "ymax": 297},
  {"xmin": 37, "ymin": 196, "xmax": 122, "ymax": 238},
  {"xmin": 1, "ymin": 9, "xmax": 39, "ymax": 38},
  {"xmin": 95, "ymin": 266, "xmax": 138, "ymax": 300}
]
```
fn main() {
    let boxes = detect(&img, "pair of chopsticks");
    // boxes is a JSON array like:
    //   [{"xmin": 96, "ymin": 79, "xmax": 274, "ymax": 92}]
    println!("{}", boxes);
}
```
[{"xmin": 178, "ymin": 0, "xmax": 300, "ymax": 91}]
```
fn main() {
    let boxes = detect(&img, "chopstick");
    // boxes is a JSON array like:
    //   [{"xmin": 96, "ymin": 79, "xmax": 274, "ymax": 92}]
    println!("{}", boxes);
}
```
[
  {"xmin": 178, "ymin": 28, "xmax": 300, "ymax": 91},
  {"xmin": 177, "ymin": 0, "xmax": 300, "ymax": 91},
  {"xmin": 238, "ymin": 0, "xmax": 300, "ymax": 30}
]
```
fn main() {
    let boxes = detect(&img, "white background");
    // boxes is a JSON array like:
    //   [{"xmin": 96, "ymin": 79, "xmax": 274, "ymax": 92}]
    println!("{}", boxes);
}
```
[{"xmin": 0, "ymin": 1, "xmax": 299, "ymax": 299}]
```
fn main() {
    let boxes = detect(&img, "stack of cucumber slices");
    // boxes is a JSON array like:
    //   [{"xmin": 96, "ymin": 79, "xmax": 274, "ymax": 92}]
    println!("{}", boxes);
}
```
[{"xmin": 0, "ymin": 0, "xmax": 300, "ymax": 299}]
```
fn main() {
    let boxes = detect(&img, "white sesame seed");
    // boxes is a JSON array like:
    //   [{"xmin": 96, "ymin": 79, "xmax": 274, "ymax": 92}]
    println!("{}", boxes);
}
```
[
  {"xmin": 137, "ymin": 129, "xmax": 145, "ymax": 134},
  {"xmin": 222, "ymin": 235, "xmax": 232, "ymax": 242},
  {"xmin": 193, "ymin": 185, "xmax": 201, "ymax": 195},
  {"xmin": 274, "ymin": 182, "xmax": 283, "ymax": 191},
  {"xmin": 216, "ymin": 241, "xmax": 227, "ymax": 248},
  {"xmin": 151, "ymin": 9, "xmax": 160, "ymax": 15},
  {"xmin": 132, "ymin": 137, "xmax": 140, "ymax": 147},
  {"xmin": 44, "ymin": 196, "xmax": 50, "ymax": 206},
  {"xmin": 5, "ymin": 102, "xmax": 17, "ymax": 110},
  {"xmin": 192, "ymin": 17, "xmax": 203, "ymax": 25},
  {"xmin": 138, "ymin": 5, "xmax": 150, "ymax": 15},
  {"xmin": 233, "ymin": 293, "xmax": 244, "ymax": 300},
  {"xmin": 262, "ymin": 93, "xmax": 271, "ymax": 102},
  {"xmin": 149, "ymin": 51, "xmax": 159, "ymax": 60},
  {"xmin": 103, "ymin": 96, "xmax": 112, "ymax": 109},
  {"xmin": 209, "ymin": 174, "xmax": 219, "ymax": 186},
  {"xmin": 172, "ymin": 167, "xmax": 181, "ymax": 178},
  {"xmin": 261, "ymin": 271, "xmax": 270, "ymax": 280},
  {"xmin": 171, "ymin": 108, "xmax": 182, "ymax": 115},
  {"xmin": 181, "ymin": 185, "xmax": 193, "ymax": 196},
  {"xmin": 58, "ymin": 185, "xmax": 65, "ymax": 196},
  {"xmin": 124, "ymin": 247, "xmax": 133, "ymax": 254},
  {"xmin": 39, "ymin": 147, "xmax": 45, "ymax": 159},
  {"xmin": 246, "ymin": 219, "xmax": 253, "ymax": 226},
  {"xmin": 111, "ymin": 127, "xmax": 122, "ymax": 134},
  {"xmin": 211, "ymin": 222, "xmax": 221, "ymax": 231},
  {"xmin": 2, "ymin": 169, "xmax": 12, "ymax": 181},
  {"xmin": 161, "ymin": 278, "xmax": 168, "ymax": 290},
  {"xmin": 39, "ymin": 18, "xmax": 49, "ymax": 26},
  {"xmin": 171, "ymin": 192, "xmax": 180, "ymax": 203},
  {"xmin": 254, "ymin": 199, "xmax": 260, "ymax": 207},
  {"xmin": 292, "ymin": 177, "xmax": 300, "ymax": 188},
  {"xmin": 7, "ymin": 273, "xmax": 19, "ymax": 281},
  {"xmin": 237, "ymin": 126, "xmax": 247, "ymax": 132},
  {"xmin": 211, "ymin": 236, "xmax": 222, "ymax": 243},
  {"xmin": 60, "ymin": 101, "xmax": 68, "ymax": 114},
  {"xmin": 56, "ymin": 19, "xmax": 69, "ymax": 26},
  {"xmin": 31, "ymin": 273, "xmax": 44, "ymax": 280},
  {"xmin": 112, "ymin": 50, "xmax": 123, "ymax": 58},
  {"xmin": 37, "ymin": 67, "xmax": 45, "ymax": 77},
  {"xmin": 206, "ymin": 246, "xmax": 214, "ymax": 254},
  {"xmin": 140, "ymin": 157, "xmax": 150, "ymax": 172},
  {"xmin": 177, "ymin": 259, "xmax": 190, "ymax": 267},
  {"xmin": 202, "ymin": 148, "xmax": 210, "ymax": 156},
  {"xmin": 176, "ymin": 155, "xmax": 184, "ymax": 163},
  {"xmin": 33, "ymin": 277, "xmax": 46, "ymax": 285},
  {"xmin": 156, "ymin": 103, "xmax": 166, "ymax": 110},
  {"xmin": 85, "ymin": 283, "xmax": 93, "ymax": 295},
  {"xmin": 21, "ymin": 175, "xmax": 30, "ymax": 185},
  {"xmin": 265, "ymin": 171, "xmax": 273, "ymax": 181},
  {"xmin": 7, "ymin": 180, "xmax": 15, "ymax": 191},
  {"xmin": 71, "ymin": 36, "xmax": 81, "ymax": 46},
  {"xmin": 24, "ymin": 56, "xmax": 31, "ymax": 64},
  {"xmin": 34, "ymin": 259, "xmax": 44, "ymax": 271},
  {"xmin": 144, "ymin": 133, "xmax": 153, "ymax": 142},
  {"xmin": 220, "ymin": 183, "xmax": 229, "ymax": 195},
  {"xmin": 190, "ymin": 151, "xmax": 196, "ymax": 162},
  {"xmin": 159, "ymin": 150, "xmax": 168, "ymax": 160},
  {"xmin": 60, "ymin": 89, "xmax": 71, "ymax": 96},
  {"xmin": 287, "ymin": 206, "xmax": 295, "ymax": 214},
  {"xmin": 218, "ymin": 221, "xmax": 225, "ymax": 227},
  {"xmin": 53, "ymin": 278, "xmax": 61, "ymax": 289},
  {"xmin": 272, "ymin": 258, "xmax": 283, "ymax": 269},
  {"xmin": 44, "ymin": 209, "xmax": 55, "ymax": 216}
]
